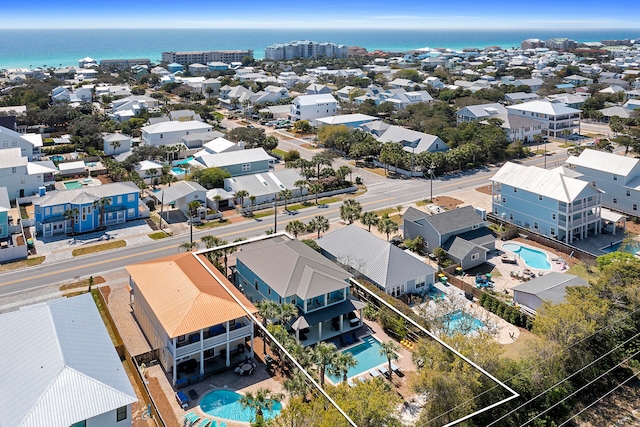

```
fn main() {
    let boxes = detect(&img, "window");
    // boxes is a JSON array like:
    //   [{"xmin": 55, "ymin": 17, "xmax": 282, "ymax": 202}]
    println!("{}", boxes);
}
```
[
  {"xmin": 552, "ymin": 213, "xmax": 556, "ymax": 220},
  {"xmin": 592, "ymin": 181, "xmax": 596, "ymax": 187},
  {"xmin": 533, "ymin": 221, "xmax": 539, "ymax": 230},
  {"xmin": 634, "ymin": 204, "xmax": 638, "ymax": 211},
  {"xmin": 509, "ymin": 213, "xmax": 514, "ymax": 221},
  {"xmin": 242, "ymin": 163, "xmax": 251, "ymax": 171},
  {"xmin": 12, "ymin": 140, "xmax": 17, "ymax": 146},
  {"xmin": 613, "ymin": 198, "xmax": 618, "ymax": 204},
  {"xmin": 472, "ymin": 224, "xmax": 480, "ymax": 230},
  {"xmin": 513, "ymin": 188, "xmax": 518, "ymax": 193},
  {"xmin": 493, "ymin": 208, "xmax": 498, "ymax": 215},
  {"xmin": 2, "ymin": 141, "xmax": 6, "ymax": 147},
  {"xmin": 613, "ymin": 174, "xmax": 618, "ymax": 181},
  {"xmin": 117, "ymin": 406, "xmax": 127, "ymax": 422},
  {"xmin": 160, "ymin": 134, "xmax": 163, "ymax": 139},
  {"xmin": 267, "ymin": 287, "xmax": 271, "ymax": 295},
  {"xmin": 502, "ymin": 197, "xmax": 506, "ymax": 203},
  {"xmin": 538, "ymin": 195, "xmax": 543, "ymax": 201},
  {"xmin": 471, "ymin": 253, "xmax": 479, "ymax": 260},
  {"xmin": 254, "ymin": 280, "xmax": 258, "ymax": 290},
  {"xmin": 550, "ymin": 227, "xmax": 556, "ymax": 236},
  {"xmin": 11, "ymin": 167, "xmax": 16, "ymax": 173},
  {"xmin": 627, "ymin": 190, "xmax": 631, "ymax": 197},
  {"xmin": 127, "ymin": 194, "xmax": 135, "ymax": 202}
]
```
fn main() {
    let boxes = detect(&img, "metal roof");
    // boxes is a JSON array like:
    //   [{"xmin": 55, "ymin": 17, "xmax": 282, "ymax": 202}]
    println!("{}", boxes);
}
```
[
  {"xmin": 317, "ymin": 225, "xmax": 436, "ymax": 291},
  {"xmin": 236, "ymin": 239, "xmax": 351, "ymax": 299},
  {"xmin": 492, "ymin": 162, "xmax": 600, "ymax": 203},
  {"xmin": 0, "ymin": 148, "xmax": 27, "ymax": 168},
  {"xmin": 566, "ymin": 149, "xmax": 639, "ymax": 177},
  {"xmin": 35, "ymin": 182, "xmax": 140, "ymax": 208},
  {"xmin": 141, "ymin": 120, "xmax": 213, "ymax": 134},
  {"xmin": 506, "ymin": 100, "xmax": 581, "ymax": 115},
  {"xmin": 0, "ymin": 294, "xmax": 137, "ymax": 427},
  {"xmin": 224, "ymin": 169, "xmax": 303, "ymax": 197},
  {"xmin": 0, "ymin": 186, "xmax": 10, "ymax": 211},
  {"xmin": 512, "ymin": 273, "xmax": 588, "ymax": 305},
  {"xmin": 126, "ymin": 253, "xmax": 257, "ymax": 338},
  {"xmin": 410, "ymin": 205, "xmax": 485, "ymax": 236},
  {"xmin": 154, "ymin": 180, "xmax": 206, "ymax": 205}
]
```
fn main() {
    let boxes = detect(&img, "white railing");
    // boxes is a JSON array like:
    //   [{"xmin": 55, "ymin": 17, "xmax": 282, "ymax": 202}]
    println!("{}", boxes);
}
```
[{"xmin": 172, "ymin": 325, "xmax": 252, "ymax": 358}]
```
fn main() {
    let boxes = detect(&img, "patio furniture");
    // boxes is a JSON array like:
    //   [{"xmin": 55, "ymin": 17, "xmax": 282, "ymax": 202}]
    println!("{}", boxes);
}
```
[
  {"xmin": 188, "ymin": 389, "xmax": 198, "ymax": 400},
  {"xmin": 390, "ymin": 362, "xmax": 404, "ymax": 377},
  {"xmin": 176, "ymin": 378, "xmax": 189, "ymax": 389},
  {"xmin": 176, "ymin": 391, "xmax": 189, "ymax": 409},
  {"xmin": 358, "ymin": 376, "xmax": 367, "ymax": 384},
  {"xmin": 378, "ymin": 365, "xmax": 390, "ymax": 379},
  {"xmin": 234, "ymin": 361, "xmax": 256, "ymax": 376},
  {"xmin": 183, "ymin": 411, "xmax": 200, "ymax": 424},
  {"xmin": 369, "ymin": 368, "xmax": 381, "ymax": 378},
  {"xmin": 196, "ymin": 419, "xmax": 211, "ymax": 427},
  {"xmin": 348, "ymin": 378, "xmax": 356, "ymax": 388},
  {"xmin": 209, "ymin": 324, "xmax": 225, "ymax": 336}
]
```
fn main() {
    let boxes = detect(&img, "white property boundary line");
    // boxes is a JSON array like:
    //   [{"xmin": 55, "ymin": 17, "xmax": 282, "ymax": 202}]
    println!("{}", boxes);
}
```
[{"xmin": 190, "ymin": 231, "xmax": 518, "ymax": 426}]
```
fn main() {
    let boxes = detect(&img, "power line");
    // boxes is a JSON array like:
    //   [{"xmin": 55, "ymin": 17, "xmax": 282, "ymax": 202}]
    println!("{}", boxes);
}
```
[
  {"xmin": 486, "ymin": 332, "xmax": 640, "ymax": 427},
  {"xmin": 518, "ymin": 349, "xmax": 640, "ymax": 427},
  {"xmin": 425, "ymin": 306, "xmax": 640, "ymax": 426},
  {"xmin": 557, "ymin": 371, "xmax": 639, "ymax": 427}
]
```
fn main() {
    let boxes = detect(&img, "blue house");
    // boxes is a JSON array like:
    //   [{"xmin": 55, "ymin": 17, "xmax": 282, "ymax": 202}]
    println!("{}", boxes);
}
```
[
  {"xmin": 0, "ymin": 187, "xmax": 9, "ymax": 239},
  {"xmin": 167, "ymin": 63, "xmax": 184, "ymax": 73},
  {"xmin": 34, "ymin": 182, "xmax": 141, "ymax": 237},
  {"xmin": 234, "ymin": 237, "xmax": 365, "ymax": 346}
]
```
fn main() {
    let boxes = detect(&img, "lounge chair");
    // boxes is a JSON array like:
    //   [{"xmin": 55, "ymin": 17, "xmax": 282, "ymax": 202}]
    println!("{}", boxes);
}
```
[
  {"xmin": 369, "ymin": 368, "xmax": 381, "ymax": 378},
  {"xmin": 390, "ymin": 362, "xmax": 404, "ymax": 377},
  {"xmin": 357, "ymin": 376, "xmax": 367, "ymax": 383},
  {"xmin": 176, "ymin": 391, "xmax": 189, "ymax": 409},
  {"xmin": 183, "ymin": 411, "xmax": 200, "ymax": 424},
  {"xmin": 195, "ymin": 419, "xmax": 211, "ymax": 427},
  {"xmin": 378, "ymin": 365, "xmax": 390, "ymax": 379},
  {"xmin": 348, "ymin": 378, "xmax": 356, "ymax": 388},
  {"xmin": 219, "ymin": 422, "xmax": 227, "ymax": 427},
  {"xmin": 344, "ymin": 334, "xmax": 353, "ymax": 345}
]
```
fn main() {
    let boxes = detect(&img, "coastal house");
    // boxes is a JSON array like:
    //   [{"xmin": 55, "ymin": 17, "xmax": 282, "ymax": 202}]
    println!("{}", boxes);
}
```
[
  {"xmin": 102, "ymin": 133, "xmax": 132, "ymax": 156},
  {"xmin": 234, "ymin": 237, "xmax": 365, "ymax": 346},
  {"xmin": 194, "ymin": 148, "xmax": 275, "ymax": 176},
  {"xmin": 34, "ymin": 181, "xmax": 141, "ymax": 237},
  {"xmin": 223, "ymin": 169, "xmax": 306, "ymax": 207},
  {"xmin": 127, "ymin": 252, "xmax": 257, "ymax": 386},
  {"xmin": 0, "ymin": 293, "xmax": 137, "ymax": 427},
  {"xmin": 153, "ymin": 180, "xmax": 207, "ymax": 217},
  {"xmin": 290, "ymin": 94, "xmax": 338, "ymax": 125},
  {"xmin": 0, "ymin": 148, "xmax": 56, "ymax": 201},
  {"xmin": 141, "ymin": 120, "xmax": 214, "ymax": 147},
  {"xmin": 375, "ymin": 125, "xmax": 449, "ymax": 154},
  {"xmin": 565, "ymin": 150, "xmax": 640, "ymax": 217},
  {"xmin": 491, "ymin": 162, "xmax": 603, "ymax": 244},
  {"xmin": 317, "ymin": 225, "xmax": 436, "ymax": 297},
  {"xmin": 0, "ymin": 125, "xmax": 42, "ymax": 161},
  {"xmin": 506, "ymin": 100, "xmax": 581, "ymax": 138},
  {"xmin": 456, "ymin": 103, "xmax": 507, "ymax": 124},
  {"xmin": 315, "ymin": 113, "xmax": 379, "ymax": 129},
  {"xmin": 403, "ymin": 206, "xmax": 495, "ymax": 269}
]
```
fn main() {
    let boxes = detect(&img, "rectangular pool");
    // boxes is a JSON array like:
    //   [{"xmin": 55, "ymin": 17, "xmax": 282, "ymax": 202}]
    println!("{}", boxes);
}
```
[
  {"xmin": 439, "ymin": 310, "xmax": 485, "ymax": 336},
  {"xmin": 63, "ymin": 180, "xmax": 83, "ymax": 190},
  {"xmin": 601, "ymin": 240, "xmax": 640, "ymax": 255},
  {"xmin": 327, "ymin": 335, "xmax": 389, "ymax": 383}
]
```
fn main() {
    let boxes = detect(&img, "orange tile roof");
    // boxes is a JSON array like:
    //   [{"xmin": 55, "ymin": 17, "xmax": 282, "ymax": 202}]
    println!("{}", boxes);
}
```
[{"xmin": 126, "ymin": 252, "xmax": 257, "ymax": 338}]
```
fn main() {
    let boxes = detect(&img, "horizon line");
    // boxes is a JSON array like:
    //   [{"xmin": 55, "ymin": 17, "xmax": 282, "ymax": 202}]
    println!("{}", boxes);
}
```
[{"xmin": 1, "ymin": 27, "xmax": 639, "ymax": 31}]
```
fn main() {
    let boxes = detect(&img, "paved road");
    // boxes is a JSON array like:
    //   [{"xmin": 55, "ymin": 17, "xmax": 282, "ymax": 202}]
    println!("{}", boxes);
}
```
[{"xmin": 0, "ymin": 140, "xmax": 621, "ymax": 297}]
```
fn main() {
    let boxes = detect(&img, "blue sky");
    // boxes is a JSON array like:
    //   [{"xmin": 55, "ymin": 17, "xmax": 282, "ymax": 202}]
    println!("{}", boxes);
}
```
[{"xmin": 5, "ymin": 1, "xmax": 640, "ymax": 29}]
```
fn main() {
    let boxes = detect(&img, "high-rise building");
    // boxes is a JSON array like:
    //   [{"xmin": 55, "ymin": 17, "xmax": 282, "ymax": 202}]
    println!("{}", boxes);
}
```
[
  {"xmin": 264, "ymin": 40, "xmax": 348, "ymax": 60},
  {"xmin": 521, "ymin": 38, "xmax": 545, "ymax": 50}
]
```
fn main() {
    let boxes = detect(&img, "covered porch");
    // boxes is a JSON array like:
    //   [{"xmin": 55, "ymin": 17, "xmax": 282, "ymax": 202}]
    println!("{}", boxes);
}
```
[
  {"xmin": 291, "ymin": 298, "xmax": 366, "ymax": 346},
  {"xmin": 601, "ymin": 208, "xmax": 627, "ymax": 236}
]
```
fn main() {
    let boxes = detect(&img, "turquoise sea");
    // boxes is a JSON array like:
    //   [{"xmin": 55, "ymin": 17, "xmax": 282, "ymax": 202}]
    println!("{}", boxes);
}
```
[{"xmin": 0, "ymin": 29, "xmax": 638, "ymax": 69}]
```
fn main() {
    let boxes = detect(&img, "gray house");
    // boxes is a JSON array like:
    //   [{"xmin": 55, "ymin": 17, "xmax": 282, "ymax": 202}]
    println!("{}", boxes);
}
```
[
  {"xmin": 317, "ymin": 225, "xmax": 436, "ymax": 297},
  {"xmin": 404, "ymin": 206, "xmax": 495, "ymax": 269},
  {"xmin": 512, "ymin": 273, "xmax": 589, "ymax": 312},
  {"xmin": 194, "ymin": 148, "xmax": 275, "ymax": 176}
]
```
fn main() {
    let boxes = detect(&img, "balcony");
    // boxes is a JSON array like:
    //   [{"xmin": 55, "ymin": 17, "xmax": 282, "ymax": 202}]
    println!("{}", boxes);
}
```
[{"xmin": 170, "ymin": 323, "xmax": 252, "ymax": 358}]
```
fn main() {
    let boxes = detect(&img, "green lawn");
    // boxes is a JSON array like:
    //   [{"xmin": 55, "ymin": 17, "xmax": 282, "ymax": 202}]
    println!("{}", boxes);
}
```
[
  {"xmin": 272, "ymin": 148, "xmax": 288, "ymax": 158},
  {"xmin": 148, "ymin": 231, "xmax": 171, "ymax": 240},
  {"xmin": 0, "ymin": 256, "xmax": 46, "ymax": 272},
  {"xmin": 72, "ymin": 240, "xmax": 126, "ymax": 256},
  {"xmin": 195, "ymin": 219, "xmax": 230, "ymax": 229}
]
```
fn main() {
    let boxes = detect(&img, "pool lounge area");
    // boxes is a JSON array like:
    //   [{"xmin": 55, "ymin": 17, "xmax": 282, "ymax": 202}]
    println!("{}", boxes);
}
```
[
  {"xmin": 326, "ymin": 335, "xmax": 390, "ymax": 384},
  {"xmin": 502, "ymin": 242, "xmax": 551, "ymax": 270}
]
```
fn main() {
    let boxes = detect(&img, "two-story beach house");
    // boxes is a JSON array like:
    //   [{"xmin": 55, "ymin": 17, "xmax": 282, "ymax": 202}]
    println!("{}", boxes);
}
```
[
  {"xmin": 565, "ymin": 150, "xmax": 640, "ymax": 216},
  {"xmin": 491, "ymin": 162, "xmax": 603, "ymax": 243},
  {"xmin": 290, "ymin": 94, "xmax": 338, "ymax": 125},
  {"xmin": 234, "ymin": 237, "xmax": 365, "ymax": 346},
  {"xmin": 194, "ymin": 148, "xmax": 275, "ymax": 176},
  {"xmin": 403, "ymin": 205, "xmax": 495, "ymax": 269},
  {"xmin": 0, "ymin": 125, "xmax": 42, "ymax": 160},
  {"xmin": 127, "ymin": 252, "xmax": 257, "ymax": 386},
  {"xmin": 34, "ymin": 181, "xmax": 141, "ymax": 237},
  {"xmin": 0, "ymin": 294, "xmax": 137, "ymax": 427},
  {"xmin": 141, "ymin": 121, "xmax": 214, "ymax": 147}
]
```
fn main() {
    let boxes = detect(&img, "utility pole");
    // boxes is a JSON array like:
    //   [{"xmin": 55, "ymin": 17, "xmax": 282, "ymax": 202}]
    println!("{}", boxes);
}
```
[
  {"xmin": 273, "ymin": 195, "xmax": 278, "ymax": 233},
  {"xmin": 428, "ymin": 164, "xmax": 435, "ymax": 202}
]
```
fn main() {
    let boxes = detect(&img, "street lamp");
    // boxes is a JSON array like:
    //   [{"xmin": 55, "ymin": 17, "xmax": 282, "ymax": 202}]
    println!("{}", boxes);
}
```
[{"xmin": 428, "ymin": 163, "xmax": 435, "ymax": 202}]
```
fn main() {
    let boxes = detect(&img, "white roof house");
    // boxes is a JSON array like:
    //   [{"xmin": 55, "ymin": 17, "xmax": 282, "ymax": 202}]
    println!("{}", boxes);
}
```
[
  {"xmin": 224, "ymin": 169, "xmax": 304, "ymax": 203},
  {"xmin": 141, "ymin": 120, "xmax": 214, "ymax": 147},
  {"xmin": 195, "ymin": 147, "xmax": 275, "ymax": 170},
  {"xmin": 566, "ymin": 150, "xmax": 640, "ymax": 178},
  {"xmin": 375, "ymin": 125, "xmax": 449, "ymax": 154},
  {"xmin": 506, "ymin": 99, "xmax": 581, "ymax": 116},
  {"xmin": 0, "ymin": 294, "xmax": 137, "ymax": 427},
  {"xmin": 492, "ymin": 162, "xmax": 598, "ymax": 203}
]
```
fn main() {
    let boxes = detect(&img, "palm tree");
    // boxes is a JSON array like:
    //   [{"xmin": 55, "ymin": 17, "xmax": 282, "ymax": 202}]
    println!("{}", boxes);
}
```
[
  {"xmin": 330, "ymin": 351, "xmax": 358, "ymax": 383},
  {"xmin": 187, "ymin": 201, "xmax": 201, "ymax": 245},
  {"xmin": 339, "ymin": 199, "xmax": 362, "ymax": 224},
  {"xmin": 201, "ymin": 235, "xmax": 225, "ymax": 265},
  {"xmin": 64, "ymin": 207, "xmax": 79, "ymax": 234},
  {"xmin": 285, "ymin": 220, "xmax": 306, "ymax": 238},
  {"xmin": 239, "ymin": 388, "xmax": 283, "ymax": 425},
  {"xmin": 377, "ymin": 214, "xmax": 398, "ymax": 241},
  {"xmin": 148, "ymin": 168, "xmax": 158, "ymax": 184},
  {"xmin": 180, "ymin": 241, "xmax": 198, "ymax": 251},
  {"xmin": 312, "ymin": 151, "xmax": 334, "ymax": 179},
  {"xmin": 249, "ymin": 195, "xmax": 256, "ymax": 216},
  {"xmin": 308, "ymin": 182, "xmax": 324, "ymax": 205},
  {"xmin": 275, "ymin": 302, "xmax": 298, "ymax": 325},
  {"xmin": 279, "ymin": 189, "xmax": 293, "ymax": 211},
  {"xmin": 308, "ymin": 215, "xmax": 329, "ymax": 238},
  {"xmin": 361, "ymin": 211, "xmax": 379, "ymax": 232},
  {"xmin": 110, "ymin": 139, "xmax": 121, "ymax": 154},
  {"xmin": 221, "ymin": 244, "xmax": 237, "ymax": 277},
  {"xmin": 379, "ymin": 340, "xmax": 400, "ymax": 381},
  {"xmin": 312, "ymin": 341, "xmax": 338, "ymax": 388},
  {"xmin": 337, "ymin": 165, "xmax": 352, "ymax": 183},
  {"xmin": 294, "ymin": 179, "xmax": 308, "ymax": 200},
  {"xmin": 92, "ymin": 197, "xmax": 111, "ymax": 229},
  {"xmin": 235, "ymin": 189, "xmax": 249, "ymax": 209},
  {"xmin": 283, "ymin": 371, "xmax": 312, "ymax": 400},
  {"xmin": 256, "ymin": 300, "xmax": 281, "ymax": 354}
]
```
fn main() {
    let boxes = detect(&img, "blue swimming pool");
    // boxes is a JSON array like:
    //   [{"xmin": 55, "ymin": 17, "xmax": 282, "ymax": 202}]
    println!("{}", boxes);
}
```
[
  {"xmin": 171, "ymin": 167, "xmax": 185, "ymax": 174},
  {"xmin": 440, "ymin": 310, "xmax": 485, "ymax": 335},
  {"xmin": 200, "ymin": 389, "xmax": 282, "ymax": 423},
  {"xmin": 601, "ymin": 240, "xmax": 640, "ymax": 255},
  {"xmin": 327, "ymin": 335, "xmax": 388, "ymax": 383},
  {"xmin": 502, "ymin": 243, "xmax": 551, "ymax": 270},
  {"xmin": 173, "ymin": 157, "xmax": 194, "ymax": 165},
  {"xmin": 63, "ymin": 180, "xmax": 83, "ymax": 189},
  {"xmin": 50, "ymin": 155, "xmax": 64, "ymax": 162}
]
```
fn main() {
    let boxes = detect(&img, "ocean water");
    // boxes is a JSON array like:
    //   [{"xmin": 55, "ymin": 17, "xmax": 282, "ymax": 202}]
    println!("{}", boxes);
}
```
[{"xmin": 0, "ymin": 29, "xmax": 638, "ymax": 69}]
